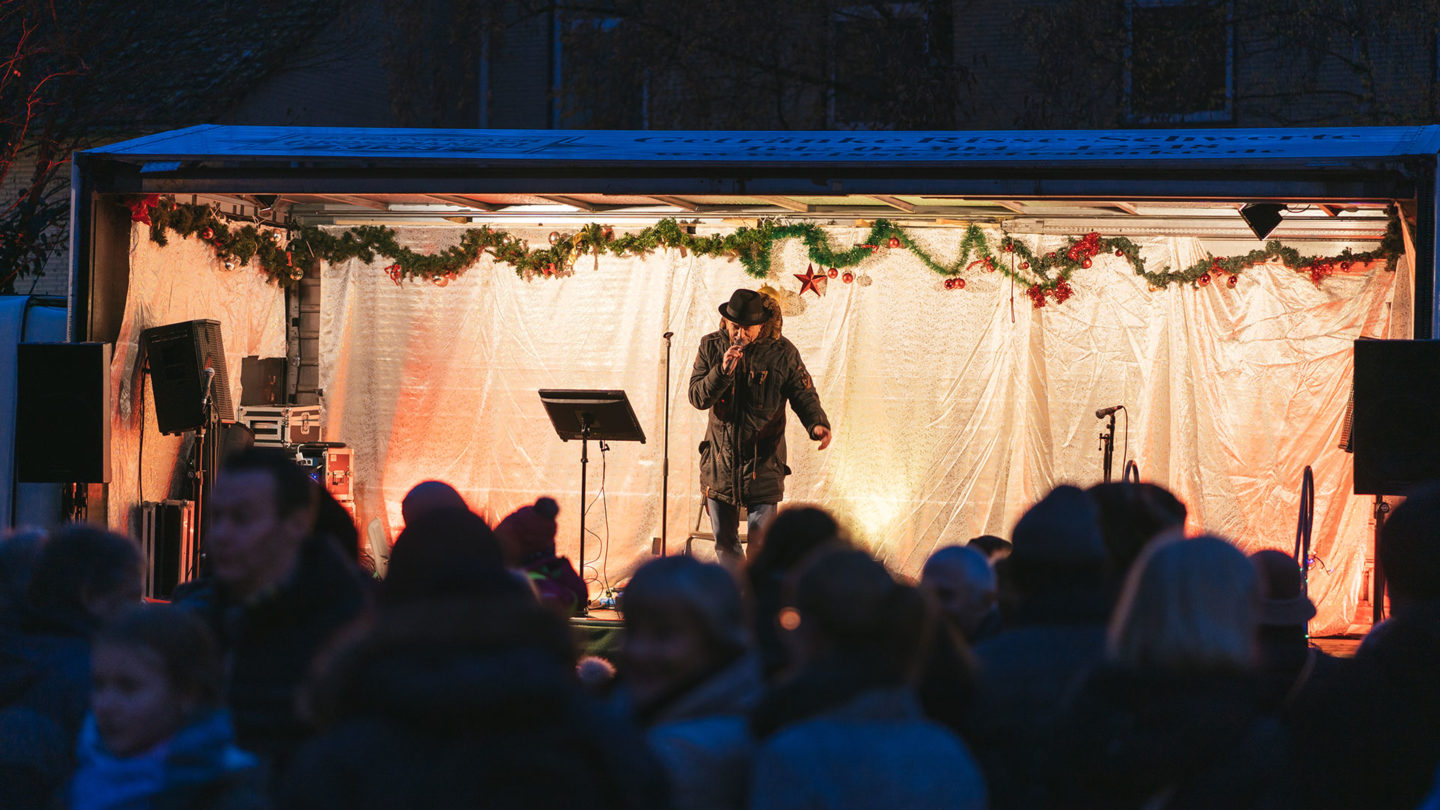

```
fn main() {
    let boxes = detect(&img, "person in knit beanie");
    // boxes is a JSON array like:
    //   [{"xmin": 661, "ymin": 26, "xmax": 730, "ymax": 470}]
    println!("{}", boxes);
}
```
[
  {"xmin": 495, "ymin": 497, "xmax": 587, "ymax": 617},
  {"xmin": 495, "ymin": 497, "xmax": 561, "ymax": 565}
]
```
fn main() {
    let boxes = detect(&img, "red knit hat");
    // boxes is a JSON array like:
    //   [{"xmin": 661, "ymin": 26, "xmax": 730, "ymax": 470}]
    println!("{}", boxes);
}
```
[{"xmin": 496, "ymin": 497, "xmax": 560, "ymax": 565}]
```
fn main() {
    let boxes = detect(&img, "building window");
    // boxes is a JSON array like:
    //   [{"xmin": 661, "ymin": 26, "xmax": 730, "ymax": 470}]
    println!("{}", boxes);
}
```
[
  {"xmin": 830, "ymin": 3, "xmax": 931, "ymax": 129},
  {"xmin": 1125, "ymin": 0, "xmax": 1233, "ymax": 124}
]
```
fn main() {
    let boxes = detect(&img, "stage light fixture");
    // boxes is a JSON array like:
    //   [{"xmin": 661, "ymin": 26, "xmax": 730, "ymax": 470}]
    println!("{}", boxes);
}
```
[{"xmin": 1240, "ymin": 203, "xmax": 1284, "ymax": 240}]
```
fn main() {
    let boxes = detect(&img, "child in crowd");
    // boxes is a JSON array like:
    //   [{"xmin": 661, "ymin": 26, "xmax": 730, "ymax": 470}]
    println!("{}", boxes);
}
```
[{"xmin": 70, "ymin": 605, "xmax": 267, "ymax": 810}]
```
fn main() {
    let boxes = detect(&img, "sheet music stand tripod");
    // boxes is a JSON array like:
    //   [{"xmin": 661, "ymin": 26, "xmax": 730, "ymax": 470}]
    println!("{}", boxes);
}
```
[{"xmin": 539, "ymin": 389, "xmax": 646, "ymax": 614}]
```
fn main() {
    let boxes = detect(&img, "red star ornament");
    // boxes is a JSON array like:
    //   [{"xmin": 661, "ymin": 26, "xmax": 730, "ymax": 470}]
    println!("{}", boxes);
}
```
[{"xmin": 794, "ymin": 263, "xmax": 824, "ymax": 296}]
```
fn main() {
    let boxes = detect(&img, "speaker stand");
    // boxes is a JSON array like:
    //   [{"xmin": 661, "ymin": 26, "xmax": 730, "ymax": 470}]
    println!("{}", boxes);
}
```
[{"xmin": 1372, "ymin": 495, "xmax": 1390, "ymax": 625}]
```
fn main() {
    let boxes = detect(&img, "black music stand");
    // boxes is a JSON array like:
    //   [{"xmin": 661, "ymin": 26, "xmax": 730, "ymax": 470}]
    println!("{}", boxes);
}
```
[{"xmin": 539, "ymin": 389, "xmax": 646, "ymax": 614}]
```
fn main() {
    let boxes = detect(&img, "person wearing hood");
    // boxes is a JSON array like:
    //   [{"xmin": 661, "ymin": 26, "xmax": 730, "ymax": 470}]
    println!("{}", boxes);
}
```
[{"xmin": 689, "ymin": 289, "xmax": 831, "ymax": 568}]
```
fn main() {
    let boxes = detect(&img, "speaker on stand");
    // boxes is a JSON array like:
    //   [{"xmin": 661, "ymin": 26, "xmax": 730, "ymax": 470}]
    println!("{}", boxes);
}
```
[
  {"xmin": 140, "ymin": 320, "xmax": 233, "ymax": 583},
  {"xmin": 1351, "ymin": 339, "xmax": 1440, "ymax": 622}
]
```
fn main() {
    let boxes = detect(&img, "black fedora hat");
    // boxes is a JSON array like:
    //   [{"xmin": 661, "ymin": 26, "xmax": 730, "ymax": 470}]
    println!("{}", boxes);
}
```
[{"xmin": 719, "ymin": 289, "xmax": 772, "ymax": 326}]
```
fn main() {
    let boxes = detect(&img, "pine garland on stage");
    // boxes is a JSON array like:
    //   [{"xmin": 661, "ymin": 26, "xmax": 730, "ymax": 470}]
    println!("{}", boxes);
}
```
[{"xmin": 129, "ymin": 195, "xmax": 1403, "ymax": 305}]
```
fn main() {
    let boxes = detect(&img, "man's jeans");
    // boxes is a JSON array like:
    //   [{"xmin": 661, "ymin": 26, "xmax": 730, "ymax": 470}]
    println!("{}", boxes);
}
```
[{"xmin": 706, "ymin": 498, "xmax": 776, "ymax": 566}]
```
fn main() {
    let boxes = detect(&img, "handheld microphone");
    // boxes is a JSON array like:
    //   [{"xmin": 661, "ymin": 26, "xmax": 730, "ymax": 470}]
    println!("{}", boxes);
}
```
[{"xmin": 1095, "ymin": 404, "xmax": 1123, "ymax": 419}]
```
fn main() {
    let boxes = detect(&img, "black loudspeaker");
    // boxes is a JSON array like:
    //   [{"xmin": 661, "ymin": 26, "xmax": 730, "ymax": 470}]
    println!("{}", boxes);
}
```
[
  {"xmin": 16, "ymin": 342, "xmax": 112, "ymax": 483},
  {"xmin": 240, "ymin": 356, "xmax": 287, "ymax": 406},
  {"xmin": 1353, "ymin": 339, "xmax": 1440, "ymax": 495},
  {"xmin": 141, "ymin": 320, "xmax": 233, "ymax": 435}
]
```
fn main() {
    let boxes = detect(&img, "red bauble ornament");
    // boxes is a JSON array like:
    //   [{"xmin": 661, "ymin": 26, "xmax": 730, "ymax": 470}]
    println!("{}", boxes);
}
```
[
  {"xmin": 1115, "ymin": 248, "xmax": 1124, "ymax": 257},
  {"xmin": 199, "ymin": 227, "xmax": 213, "ymax": 241},
  {"xmin": 1198, "ymin": 273, "xmax": 1211, "ymax": 286},
  {"xmin": 794, "ymin": 264, "xmax": 823, "ymax": 296},
  {"xmin": 1227, "ymin": 275, "xmax": 1238, "ymax": 288},
  {"xmin": 1004, "ymin": 243, "xmax": 1014, "ymax": 253},
  {"xmin": 827, "ymin": 267, "xmax": 839, "ymax": 279},
  {"xmin": 1020, "ymin": 262, "xmax": 1029, "ymax": 270},
  {"xmin": 954, "ymin": 277, "xmax": 966, "ymax": 289},
  {"xmin": 943, "ymin": 278, "xmax": 954, "ymax": 290},
  {"xmin": 1081, "ymin": 258, "xmax": 1092, "ymax": 269},
  {"xmin": 887, "ymin": 236, "xmax": 901, "ymax": 248},
  {"xmin": 842, "ymin": 271, "xmax": 855, "ymax": 284}
]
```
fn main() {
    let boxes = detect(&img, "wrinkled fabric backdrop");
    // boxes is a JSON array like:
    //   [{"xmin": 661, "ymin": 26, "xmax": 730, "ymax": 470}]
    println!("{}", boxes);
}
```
[
  {"xmin": 109, "ymin": 226, "xmax": 288, "ymax": 537},
  {"xmin": 308, "ymin": 225, "xmax": 1407, "ymax": 634}
]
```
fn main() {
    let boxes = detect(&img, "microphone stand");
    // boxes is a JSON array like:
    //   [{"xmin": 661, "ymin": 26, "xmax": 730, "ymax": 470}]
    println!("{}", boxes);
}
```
[
  {"xmin": 191, "ymin": 371, "xmax": 216, "ymax": 579},
  {"xmin": 1099, "ymin": 412, "xmax": 1117, "ymax": 483},
  {"xmin": 661, "ymin": 331, "xmax": 673, "ymax": 556}
]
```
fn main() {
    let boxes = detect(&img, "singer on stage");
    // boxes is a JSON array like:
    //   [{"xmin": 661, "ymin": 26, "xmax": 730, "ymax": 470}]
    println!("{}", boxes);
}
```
[{"xmin": 689, "ymin": 289, "xmax": 832, "ymax": 567}]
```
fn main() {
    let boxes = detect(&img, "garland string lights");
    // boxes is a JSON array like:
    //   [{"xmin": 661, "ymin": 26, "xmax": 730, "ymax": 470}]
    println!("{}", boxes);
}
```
[{"xmin": 131, "ymin": 195, "xmax": 1403, "ymax": 305}]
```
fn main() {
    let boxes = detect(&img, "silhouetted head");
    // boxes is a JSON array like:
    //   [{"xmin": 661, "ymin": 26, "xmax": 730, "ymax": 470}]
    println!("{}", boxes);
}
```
[
  {"xmin": 400, "ymin": 481, "xmax": 468, "ymax": 526},
  {"xmin": 1379, "ymin": 482, "xmax": 1440, "ymax": 613},
  {"xmin": 383, "ymin": 507, "xmax": 506, "ymax": 607}
]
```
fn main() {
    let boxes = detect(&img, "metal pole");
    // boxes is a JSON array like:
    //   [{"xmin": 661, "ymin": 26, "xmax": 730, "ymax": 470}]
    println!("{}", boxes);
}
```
[{"xmin": 661, "ymin": 332, "xmax": 673, "ymax": 555}]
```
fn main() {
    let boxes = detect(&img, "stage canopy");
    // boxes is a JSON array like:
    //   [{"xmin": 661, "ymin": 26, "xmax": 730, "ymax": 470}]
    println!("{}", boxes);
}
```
[{"xmin": 76, "ymin": 125, "xmax": 1440, "ymax": 634}]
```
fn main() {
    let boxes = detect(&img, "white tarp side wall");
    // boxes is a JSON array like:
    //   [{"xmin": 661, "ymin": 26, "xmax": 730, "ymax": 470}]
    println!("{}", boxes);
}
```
[
  {"xmin": 107, "ymin": 225, "xmax": 286, "ymax": 537},
  {"xmin": 318, "ymin": 226, "xmax": 1400, "ymax": 634}
]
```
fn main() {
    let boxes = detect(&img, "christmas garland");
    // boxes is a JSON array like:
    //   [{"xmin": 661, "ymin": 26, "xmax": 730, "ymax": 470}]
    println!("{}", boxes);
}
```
[{"xmin": 129, "ymin": 196, "xmax": 1403, "ymax": 305}]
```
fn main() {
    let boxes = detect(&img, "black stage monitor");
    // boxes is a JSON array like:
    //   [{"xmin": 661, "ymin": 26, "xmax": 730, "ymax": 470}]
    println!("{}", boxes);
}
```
[
  {"xmin": 538, "ymin": 389, "xmax": 646, "ymax": 444},
  {"xmin": 1353, "ymin": 339, "xmax": 1440, "ymax": 496}
]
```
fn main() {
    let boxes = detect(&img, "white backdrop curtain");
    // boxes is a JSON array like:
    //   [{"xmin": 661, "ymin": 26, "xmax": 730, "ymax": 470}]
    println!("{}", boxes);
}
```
[
  {"xmin": 318, "ymin": 225, "xmax": 1407, "ymax": 635},
  {"xmin": 108, "ymin": 225, "xmax": 287, "ymax": 535}
]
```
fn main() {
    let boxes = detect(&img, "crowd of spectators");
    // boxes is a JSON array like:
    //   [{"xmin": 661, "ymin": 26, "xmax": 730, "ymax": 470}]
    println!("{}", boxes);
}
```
[{"xmin": 4, "ymin": 447, "xmax": 1440, "ymax": 809}]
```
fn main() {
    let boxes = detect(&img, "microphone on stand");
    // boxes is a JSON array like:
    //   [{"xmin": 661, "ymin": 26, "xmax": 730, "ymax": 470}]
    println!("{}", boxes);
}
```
[
  {"xmin": 662, "ymin": 331, "xmax": 673, "ymax": 340},
  {"xmin": 1095, "ymin": 404, "xmax": 1123, "ymax": 419}
]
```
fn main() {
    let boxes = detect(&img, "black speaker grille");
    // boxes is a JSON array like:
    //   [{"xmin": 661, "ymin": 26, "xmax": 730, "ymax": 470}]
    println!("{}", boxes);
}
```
[{"xmin": 141, "ymin": 320, "xmax": 233, "ymax": 434}]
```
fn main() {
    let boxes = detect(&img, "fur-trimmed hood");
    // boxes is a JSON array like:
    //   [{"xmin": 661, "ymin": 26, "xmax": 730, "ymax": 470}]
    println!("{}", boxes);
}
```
[{"xmin": 718, "ymin": 290, "xmax": 783, "ymax": 340}]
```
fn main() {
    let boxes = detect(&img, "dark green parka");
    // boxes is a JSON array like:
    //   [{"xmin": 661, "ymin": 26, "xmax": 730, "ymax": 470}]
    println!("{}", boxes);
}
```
[{"xmin": 688, "ymin": 306, "xmax": 829, "ymax": 507}]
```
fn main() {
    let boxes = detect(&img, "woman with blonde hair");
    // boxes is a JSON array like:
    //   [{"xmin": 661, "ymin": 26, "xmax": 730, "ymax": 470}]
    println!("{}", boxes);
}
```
[{"xmin": 1050, "ymin": 534, "xmax": 1296, "ymax": 809}]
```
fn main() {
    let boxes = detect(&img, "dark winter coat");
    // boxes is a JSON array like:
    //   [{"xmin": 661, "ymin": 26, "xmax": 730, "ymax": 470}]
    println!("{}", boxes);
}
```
[
  {"xmin": 962, "ymin": 587, "xmax": 1110, "ymax": 810},
  {"xmin": 174, "ymin": 533, "xmax": 369, "ymax": 775},
  {"xmin": 750, "ymin": 687, "xmax": 986, "ymax": 810},
  {"xmin": 279, "ymin": 603, "xmax": 671, "ymax": 810},
  {"xmin": 641, "ymin": 654, "xmax": 764, "ymax": 810},
  {"xmin": 1049, "ymin": 666, "xmax": 1296, "ymax": 810},
  {"xmin": 1289, "ymin": 605, "xmax": 1440, "ymax": 810},
  {"xmin": 688, "ymin": 314, "xmax": 828, "ymax": 507},
  {"xmin": 0, "ymin": 611, "xmax": 100, "ymax": 809}
]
